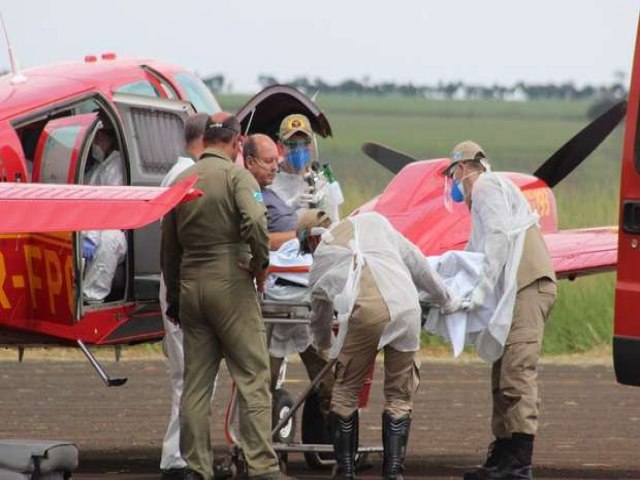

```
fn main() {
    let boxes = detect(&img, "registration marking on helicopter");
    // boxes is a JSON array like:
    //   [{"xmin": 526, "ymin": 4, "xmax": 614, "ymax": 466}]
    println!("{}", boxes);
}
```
[{"xmin": 0, "ymin": 234, "xmax": 74, "ymax": 317}]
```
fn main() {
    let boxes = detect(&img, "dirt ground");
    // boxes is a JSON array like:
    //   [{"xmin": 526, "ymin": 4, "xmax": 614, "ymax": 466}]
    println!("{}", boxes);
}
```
[{"xmin": 1, "ymin": 353, "xmax": 639, "ymax": 480}]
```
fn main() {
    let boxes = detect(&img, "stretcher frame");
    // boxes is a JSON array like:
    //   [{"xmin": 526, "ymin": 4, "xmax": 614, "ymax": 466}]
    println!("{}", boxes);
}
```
[{"xmin": 223, "ymin": 298, "xmax": 382, "ymax": 473}]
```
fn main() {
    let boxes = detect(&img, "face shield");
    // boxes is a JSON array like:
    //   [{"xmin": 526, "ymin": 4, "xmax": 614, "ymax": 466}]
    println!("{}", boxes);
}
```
[
  {"xmin": 442, "ymin": 159, "xmax": 491, "ymax": 211},
  {"xmin": 443, "ymin": 161, "xmax": 462, "ymax": 213},
  {"xmin": 282, "ymin": 136, "xmax": 318, "ymax": 173}
]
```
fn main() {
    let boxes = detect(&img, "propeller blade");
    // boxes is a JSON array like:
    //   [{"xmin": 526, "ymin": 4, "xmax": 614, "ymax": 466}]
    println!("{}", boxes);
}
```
[
  {"xmin": 533, "ymin": 100, "xmax": 627, "ymax": 188},
  {"xmin": 361, "ymin": 142, "xmax": 417, "ymax": 174}
]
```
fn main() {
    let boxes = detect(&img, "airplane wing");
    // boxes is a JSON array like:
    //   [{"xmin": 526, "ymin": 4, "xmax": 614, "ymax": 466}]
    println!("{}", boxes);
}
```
[
  {"xmin": 543, "ymin": 227, "xmax": 617, "ymax": 279},
  {"xmin": 0, "ymin": 176, "xmax": 199, "ymax": 233}
]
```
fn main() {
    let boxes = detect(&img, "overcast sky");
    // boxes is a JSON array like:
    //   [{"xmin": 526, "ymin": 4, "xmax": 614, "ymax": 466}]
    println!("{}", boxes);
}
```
[{"xmin": 2, "ymin": 1, "xmax": 639, "ymax": 92}]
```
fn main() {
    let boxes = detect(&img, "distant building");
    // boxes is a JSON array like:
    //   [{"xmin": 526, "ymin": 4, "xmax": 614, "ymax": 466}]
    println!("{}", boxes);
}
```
[{"xmin": 503, "ymin": 86, "xmax": 529, "ymax": 102}]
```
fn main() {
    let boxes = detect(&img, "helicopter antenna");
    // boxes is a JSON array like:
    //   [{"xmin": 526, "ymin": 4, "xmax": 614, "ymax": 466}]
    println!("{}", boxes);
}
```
[{"xmin": 0, "ymin": 13, "xmax": 26, "ymax": 85}]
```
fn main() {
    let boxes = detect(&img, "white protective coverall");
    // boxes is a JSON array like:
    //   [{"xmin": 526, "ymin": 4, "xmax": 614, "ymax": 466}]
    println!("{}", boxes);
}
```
[
  {"xmin": 271, "ymin": 170, "xmax": 343, "ymax": 222},
  {"xmin": 264, "ymin": 238, "xmax": 314, "ymax": 357},
  {"xmin": 83, "ymin": 151, "xmax": 127, "ymax": 301},
  {"xmin": 426, "ymin": 172, "xmax": 539, "ymax": 362},
  {"xmin": 309, "ymin": 212, "xmax": 454, "ymax": 358},
  {"xmin": 158, "ymin": 156, "xmax": 201, "ymax": 471}
]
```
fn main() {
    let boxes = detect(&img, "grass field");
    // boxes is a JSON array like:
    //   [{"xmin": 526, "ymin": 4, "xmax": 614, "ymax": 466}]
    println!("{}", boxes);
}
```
[{"xmin": 220, "ymin": 93, "xmax": 623, "ymax": 355}]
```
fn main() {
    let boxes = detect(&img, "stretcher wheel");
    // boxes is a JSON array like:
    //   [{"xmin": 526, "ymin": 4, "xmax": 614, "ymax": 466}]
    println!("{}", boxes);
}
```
[
  {"xmin": 301, "ymin": 390, "xmax": 334, "ymax": 469},
  {"xmin": 272, "ymin": 388, "xmax": 296, "ymax": 444}
]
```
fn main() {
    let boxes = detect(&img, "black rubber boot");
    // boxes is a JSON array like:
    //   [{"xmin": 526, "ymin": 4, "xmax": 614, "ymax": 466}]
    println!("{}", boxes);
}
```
[
  {"xmin": 382, "ymin": 412, "xmax": 411, "ymax": 480},
  {"xmin": 462, "ymin": 438, "xmax": 509, "ymax": 480},
  {"xmin": 329, "ymin": 410, "xmax": 358, "ymax": 480}
]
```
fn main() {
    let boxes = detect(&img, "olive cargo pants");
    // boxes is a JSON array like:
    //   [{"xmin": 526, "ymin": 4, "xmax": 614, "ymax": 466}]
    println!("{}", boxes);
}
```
[
  {"xmin": 179, "ymin": 260, "xmax": 279, "ymax": 480},
  {"xmin": 331, "ymin": 266, "xmax": 419, "ymax": 419}
]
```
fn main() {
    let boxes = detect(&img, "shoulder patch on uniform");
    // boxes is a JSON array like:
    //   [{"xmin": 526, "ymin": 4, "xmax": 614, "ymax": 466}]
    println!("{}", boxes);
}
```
[{"xmin": 254, "ymin": 191, "xmax": 264, "ymax": 202}]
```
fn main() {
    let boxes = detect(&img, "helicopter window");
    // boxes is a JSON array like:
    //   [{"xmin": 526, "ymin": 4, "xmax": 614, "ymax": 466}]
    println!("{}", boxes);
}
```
[
  {"xmin": 129, "ymin": 107, "xmax": 185, "ymax": 175},
  {"xmin": 172, "ymin": 71, "xmax": 221, "ymax": 114},
  {"xmin": 114, "ymin": 80, "xmax": 161, "ymax": 98}
]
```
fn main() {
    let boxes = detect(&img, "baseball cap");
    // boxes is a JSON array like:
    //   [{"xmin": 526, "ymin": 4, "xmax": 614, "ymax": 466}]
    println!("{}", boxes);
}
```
[
  {"xmin": 279, "ymin": 114, "xmax": 313, "ymax": 141},
  {"xmin": 297, "ymin": 209, "xmax": 332, "ymax": 234}
]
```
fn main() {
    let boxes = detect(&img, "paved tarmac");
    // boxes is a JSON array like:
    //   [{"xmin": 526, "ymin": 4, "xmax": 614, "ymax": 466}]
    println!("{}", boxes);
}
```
[{"xmin": 1, "ymin": 353, "xmax": 639, "ymax": 479}]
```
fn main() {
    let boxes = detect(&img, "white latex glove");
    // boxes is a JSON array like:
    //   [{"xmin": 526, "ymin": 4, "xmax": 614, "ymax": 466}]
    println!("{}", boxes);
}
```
[
  {"xmin": 286, "ymin": 189, "xmax": 314, "ymax": 209},
  {"xmin": 463, "ymin": 285, "xmax": 487, "ymax": 311},
  {"xmin": 440, "ymin": 295, "xmax": 464, "ymax": 315}
]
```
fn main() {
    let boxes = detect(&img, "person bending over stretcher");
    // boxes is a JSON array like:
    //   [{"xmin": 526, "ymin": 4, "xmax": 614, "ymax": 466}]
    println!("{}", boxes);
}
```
[{"xmin": 301, "ymin": 210, "xmax": 460, "ymax": 480}]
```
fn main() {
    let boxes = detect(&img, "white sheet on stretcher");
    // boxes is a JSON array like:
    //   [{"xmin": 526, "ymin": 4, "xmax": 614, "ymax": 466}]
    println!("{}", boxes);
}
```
[
  {"xmin": 421, "ymin": 250, "xmax": 495, "ymax": 358},
  {"xmin": 265, "ymin": 238, "xmax": 313, "ymax": 357}
]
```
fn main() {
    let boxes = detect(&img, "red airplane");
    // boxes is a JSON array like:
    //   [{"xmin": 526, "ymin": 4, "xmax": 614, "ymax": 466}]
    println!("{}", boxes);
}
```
[
  {"xmin": 0, "ymin": 45, "xmax": 630, "ymax": 392},
  {"xmin": 0, "ymin": 51, "xmax": 332, "ymax": 385},
  {"xmin": 355, "ymin": 95, "xmax": 624, "ymax": 279}
]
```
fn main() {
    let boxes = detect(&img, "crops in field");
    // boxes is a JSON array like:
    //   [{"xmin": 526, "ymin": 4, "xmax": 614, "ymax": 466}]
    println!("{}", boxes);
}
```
[{"xmin": 220, "ymin": 94, "xmax": 622, "ymax": 354}]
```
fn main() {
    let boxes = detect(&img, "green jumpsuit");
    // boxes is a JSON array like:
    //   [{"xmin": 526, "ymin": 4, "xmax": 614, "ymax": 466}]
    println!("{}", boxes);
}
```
[{"xmin": 162, "ymin": 148, "xmax": 279, "ymax": 480}]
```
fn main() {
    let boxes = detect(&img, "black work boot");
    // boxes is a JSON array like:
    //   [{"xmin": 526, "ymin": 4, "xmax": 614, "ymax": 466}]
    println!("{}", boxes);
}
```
[
  {"xmin": 462, "ymin": 438, "xmax": 509, "ymax": 480},
  {"xmin": 382, "ymin": 411, "xmax": 411, "ymax": 480},
  {"xmin": 492, "ymin": 433, "xmax": 533, "ymax": 480},
  {"xmin": 329, "ymin": 410, "xmax": 358, "ymax": 480},
  {"xmin": 464, "ymin": 434, "xmax": 534, "ymax": 480}
]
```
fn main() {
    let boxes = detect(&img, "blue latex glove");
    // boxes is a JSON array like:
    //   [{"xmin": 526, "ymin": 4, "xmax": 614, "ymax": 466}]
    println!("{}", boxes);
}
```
[{"xmin": 82, "ymin": 237, "xmax": 97, "ymax": 260}]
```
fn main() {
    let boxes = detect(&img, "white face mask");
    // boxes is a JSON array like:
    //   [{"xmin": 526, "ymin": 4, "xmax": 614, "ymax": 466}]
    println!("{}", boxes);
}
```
[{"xmin": 92, "ymin": 144, "xmax": 105, "ymax": 163}]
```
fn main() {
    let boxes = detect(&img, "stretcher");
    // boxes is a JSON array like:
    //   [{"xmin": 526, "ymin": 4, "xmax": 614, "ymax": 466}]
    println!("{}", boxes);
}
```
[{"xmin": 222, "ymin": 294, "xmax": 382, "ymax": 475}]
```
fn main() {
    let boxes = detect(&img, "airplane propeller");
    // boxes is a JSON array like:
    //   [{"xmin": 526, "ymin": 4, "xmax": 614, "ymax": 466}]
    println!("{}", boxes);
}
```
[
  {"xmin": 533, "ymin": 100, "xmax": 627, "ymax": 188},
  {"xmin": 361, "ymin": 99, "xmax": 627, "ymax": 188},
  {"xmin": 361, "ymin": 142, "xmax": 416, "ymax": 174}
]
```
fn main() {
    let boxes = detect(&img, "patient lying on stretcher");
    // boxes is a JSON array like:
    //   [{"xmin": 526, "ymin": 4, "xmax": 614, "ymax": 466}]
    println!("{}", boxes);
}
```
[
  {"xmin": 266, "ymin": 240, "xmax": 493, "ymax": 363},
  {"xmin": 265, "ymin": 237, "xmax": 334, "ymax": 417}
]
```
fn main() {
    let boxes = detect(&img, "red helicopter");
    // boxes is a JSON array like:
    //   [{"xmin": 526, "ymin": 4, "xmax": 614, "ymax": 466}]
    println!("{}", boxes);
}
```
[{"xmin": 0, "ymin": 47, "xmax": 332, "ymax": 386}]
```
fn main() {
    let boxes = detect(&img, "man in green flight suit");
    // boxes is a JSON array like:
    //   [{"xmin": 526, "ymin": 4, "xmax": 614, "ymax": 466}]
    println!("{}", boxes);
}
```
[{"xmin": 162, "ymin": 112, "xmax": 281, "ymax": 480}]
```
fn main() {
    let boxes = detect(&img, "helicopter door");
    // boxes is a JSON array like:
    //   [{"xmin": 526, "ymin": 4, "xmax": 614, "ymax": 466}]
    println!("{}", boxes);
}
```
[{"xmin": 32, "ymin": 113, "xmax": 101, "ymax": 323}]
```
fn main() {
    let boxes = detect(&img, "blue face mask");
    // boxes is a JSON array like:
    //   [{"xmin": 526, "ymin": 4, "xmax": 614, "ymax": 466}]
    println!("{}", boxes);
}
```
[
  {"xmin": 286, "ymin": 147, "xmax": 311, "ymax": 172},
  {"xmin": 451, "ymin": 179, "xmax": 465, "ymax": 202}
]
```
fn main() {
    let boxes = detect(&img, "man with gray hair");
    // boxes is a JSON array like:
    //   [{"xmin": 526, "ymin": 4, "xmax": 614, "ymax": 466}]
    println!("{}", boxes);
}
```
[{"xmin": 244, "ymin": 133, "xmax": 334, "ymax": 420}]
